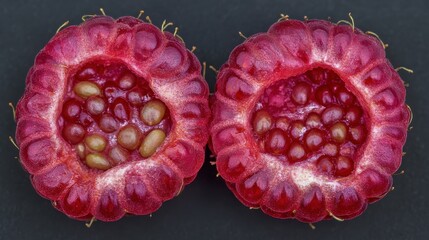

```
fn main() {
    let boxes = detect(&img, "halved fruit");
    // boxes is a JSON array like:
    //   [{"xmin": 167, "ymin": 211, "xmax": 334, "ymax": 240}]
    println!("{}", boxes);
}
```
[
  {"xmin": 210, "ymin": 18, "xmax": 410, "ymax": 223},
  {"xmin": 16, "ymin": 15, "xmax": 210, "ymax": 222}
]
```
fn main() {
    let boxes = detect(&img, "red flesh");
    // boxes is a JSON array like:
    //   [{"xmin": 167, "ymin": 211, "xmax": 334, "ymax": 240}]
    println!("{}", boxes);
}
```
[
  {"xmin": 210, "ymin": 19, "xmax": 409, "ymax": 222},
  {"xmin": 16, "ymin": 16, "xmax": 209, "ymax": 222}
]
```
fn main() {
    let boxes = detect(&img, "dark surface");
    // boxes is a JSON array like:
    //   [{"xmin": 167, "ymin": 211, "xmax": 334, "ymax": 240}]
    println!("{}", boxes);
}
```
[{"xmin": 0, "ymin": 0, "xmax": 428, "ymax": 239}]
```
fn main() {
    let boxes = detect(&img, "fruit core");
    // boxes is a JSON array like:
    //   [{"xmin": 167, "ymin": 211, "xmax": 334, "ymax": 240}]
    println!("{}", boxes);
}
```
[
  {"xmin": 252, "ymin": 68, "xmax": 367, "ymax": 178},
  {"xmin": 58, "ymin": 60, "xmax": 171, "ymax": 171}
]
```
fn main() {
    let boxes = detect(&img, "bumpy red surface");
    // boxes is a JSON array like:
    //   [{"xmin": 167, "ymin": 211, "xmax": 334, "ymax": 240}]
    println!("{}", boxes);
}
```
[
  {"xmin": 210, "ymin": 19, "xmax": 410, "ymax": 222},
  {"xmin": 16, "ymin": 16, "xmax": 210, "ymax": 222}
]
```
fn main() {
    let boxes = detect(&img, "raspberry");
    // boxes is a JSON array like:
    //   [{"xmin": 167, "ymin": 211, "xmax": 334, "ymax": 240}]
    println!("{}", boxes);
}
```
[
  {"xmin": 15, "ymin": 15, "xmax": 209, "ymax": 222},
  {"xmin": 210, "ymin": 19, "xmax": 410, "ymax": 222}
]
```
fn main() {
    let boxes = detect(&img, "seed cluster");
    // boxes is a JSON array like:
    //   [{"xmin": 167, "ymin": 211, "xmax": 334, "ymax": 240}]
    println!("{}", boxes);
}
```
[
  {"xmin": 252, "ymin": 68, "xmax": 367, "ymax": 177},
  {"xmin": 59, "ymin": 61, "xmax": 171, "ymax": 171}
]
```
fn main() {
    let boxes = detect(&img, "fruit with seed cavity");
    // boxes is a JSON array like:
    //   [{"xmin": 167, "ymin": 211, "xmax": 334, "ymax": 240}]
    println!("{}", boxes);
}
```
[
  {"xmin": 210, "ymin": 18, "xmax": 410, "ymax": 223},
  {"xmin": 15, "ymin": 15, "xmax": 209, "ymax": 222}
]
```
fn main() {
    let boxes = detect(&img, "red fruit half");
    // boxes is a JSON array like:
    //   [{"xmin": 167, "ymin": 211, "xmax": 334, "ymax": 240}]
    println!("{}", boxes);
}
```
[
  {"xmin": 16, "ymin": 15, "xmax": 209, "ymax": 222},
  {"xmin": 210, "ymin": 19, "xmax": 410, "ymax": 222}
]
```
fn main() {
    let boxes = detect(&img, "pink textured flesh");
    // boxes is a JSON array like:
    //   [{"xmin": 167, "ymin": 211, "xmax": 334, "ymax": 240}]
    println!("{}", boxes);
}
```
[
  {"xmin": 16, "ymin": 16, "xmax": 210, "ymax": 222},
  {"xmin": 210, "ymin": 19, "xmax": 410, "ymax": 223}
]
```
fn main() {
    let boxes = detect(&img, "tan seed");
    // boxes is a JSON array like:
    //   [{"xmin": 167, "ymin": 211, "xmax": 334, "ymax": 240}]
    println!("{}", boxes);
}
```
[
  {"xmin": 117, "ymin": 125, "xmax": 141, "ymax": 150},
  {"xmin": 73, "ymin": 81, "xmax": 101, "ymax": 99},
  {"xmin": 140, "ymin": 100, "xmax": 166, "ymax": 126},
  {"xmin": 85, "ymin": 134, "xmax": 107, "ymax": 152},
  {"xmin": 76, "ymin": 143, "xmax": 85, "ymax": 159},
  {"xmin": 85, "ymin": 153, "xmax": 110, "ymax": 170},
  {"xmin": 139, "ymin": 129, "xmax": 166, "ymax": 157}
]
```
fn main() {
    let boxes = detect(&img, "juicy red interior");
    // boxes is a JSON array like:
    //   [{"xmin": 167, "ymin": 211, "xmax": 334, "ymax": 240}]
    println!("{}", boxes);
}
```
[
  {"xmin": 252, "ymin": 68, "xmax": 367, "ymax": 178},
  {"xmin": 58, "ymin": 60, "xmax": 171, "ymax": 171}
]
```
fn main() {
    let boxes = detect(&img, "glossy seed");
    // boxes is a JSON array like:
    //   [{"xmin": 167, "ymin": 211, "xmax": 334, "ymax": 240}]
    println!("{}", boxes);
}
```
[
  {"xmin": 304, "ymin": 129, "xmax": 325, "ymax": 151},
  {"xmin": 109, "ymin": 146, "xmax": 129, "ymax": 163},
  {"xmin": 322, "ymin": 106, "xmax": 344, "ymax": 124},
  {"xmin": 288, "ymin": 142, "xmax": 306, "ymax": 163},
  {"xmin": 291, "ymin": 82, "xmax": 311, "ymax": 105},
  {"xmin": 265, "ymin": 128, "xmax": 288, "ymax": 154},
  {"xmin": 349, "ymin": 126, "xmax": 366, "ymax": 144},
  {"xmin": 73, "ymin": 81, "xmax": 101, "ymax": 99},
  {"xmin": 275, "ymin": 117, "xmax": 290, "ymax": 132},
  {"xmin": 127, "ymin": 91, "xmax": 143, "ymax": 106},
  {"xmin": 330, "ymin": 122, "xmax": 348, "ymax": 143},
  {"xmin": 63, "ymin": 123, "xmax": 85, "ymax": 144},
  {"xmin": 85, "ymin": 134, "xmax": 107, "ymax": 152},
  {"xmin": 323, "ymin": 143, "xmax": 339, "ymax": 156},
  {"xmin": 345, "ymin": 106, "xmax": 363, "ymax": 125},
  {"xmin": 305, "ymin": 113, "xmax": 322, "ymax": 128},
  {"xmin": 117, "ymin": 125, "xmax": 141, "ymax": 150},
  {"xmin": 86, "ymin": 96, "xmax": 106, "ymax": 115},
  {"xmin": 336, "ymin": 156, "xmax": 354, "ymax": 177},
  {"xmin": 76, "ymin": 143, "xmax": 85, "ymax": 159},
  {"xmin": 290, "ymin": 121, "xmax": 306, "ymax": 139},
  {"xmin": 139, "ymin": 129, "xmax": 166, "ymax": 157},
  {"xmin": 118, "ymin": 73, "xmax": 136, "ymax": 90},
  {"xmin": 62, "ymin": 99, "xmax": 82, "ymax": 121},
  {"xmin": 99, "ymin": 114, "xmax": 119, "ymax": 133},
  {"xmin": 140, "ymin": 100, "xmax": 166, "ymax": 126},
  {"xmin": 253, "ymin": 110, "xmax": 272, "ymax": 134},
  {"xmin": 317, "ymin": 156, "xmax": 335, "ymax": 175},
  {"xmin": 85, "ymin": 153, "xmax": 110, "ymax": 170}
]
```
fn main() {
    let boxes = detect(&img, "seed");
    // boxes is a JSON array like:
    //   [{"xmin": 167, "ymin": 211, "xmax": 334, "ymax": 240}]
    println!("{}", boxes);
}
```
[
  {"xmin": 304, "ymin": 129, "xmax": 325, "ymax": 151},
  {"xmin": 117, "ymin": 125, "xmax": 142, "ymax": 150},
  {"xmin": 99, "ymin": 114, "xmax": 119, "ymax": 133},
  {"xmin": 349, "ymin": 125, "xmax": 366, "ymax": 144},
  {"xmin": 305, "ymin": 113, "xmax": 322, "ymax": 128},
  {"xmin": 317, "ymin": 156, "xmax": 335, "ymax": 175},
  {"xmin": 330, "ymin": 122, "xmax": 347, "ymax": 143},
  {"xmin": 275, "ymin": 117, "xmax": 290, "ymax": 132},
  {"xmin": 322, "ymin": 106, "xmax": 344, "ymax": 124},
  {"xmin": 127, "ymin": 91, "xmax": 143, "ymax": 106},
  {"xmin": 76, "ymin": 143, "xmax": 85, "ymax": 159},
  {"xmin": 73, "ymin": 81, "xmax": 101, "ymax": 99},
  {"xmin": 85, "ymin": 134, "xmax": 107, "ymax": 152},
  {"xmin": 86, "ymin": 96, "xmax": 106, "ymax": 115},
  {"xmin": 140, "ymin": 100, "xmax": 167, "ymax": 126},
  {"xmin": 345, "ymin": 106, "xmax": 363, "ymax": 125},
  {"xmin": 253, "ymin": 110, "xmax": 272, "ymax": 134},
  {"xmin": 109, "ymin": 146, "xmax": 129, "ymax": 163},
  {"xmin": 63, "ymin": 123, "xmax": 85, "ymax": 144},
  {"xmin": 118, "ymin": 73, "xmax": 136, "ymax": 90},
  {"xmin": 139, "ymin": 129, "xmax": 166, "ymax": 157},
  {"xmin": 288, "ymin": 142, "xmax": 306, "ymax": 163},
  {"xmin": 62, "ymin": 99, "xmax": 81, "ymax": 121},
  {"xmin": 336, "ymin": 87, "xmax": 354, "ymax": 106},
  {"xmin": 290, "ymin": 121, "xmax": 306, "ymax": 139},
  {"xmin": 291, "ymin": 82, "xmax": 311, "ymax": 105},
  {"xmin": 335, "ymin": 156, "xmax": 354, "ymax": 177},
  {"xmin": 323, "ymin": 143, "xmax": 338, "ymax": 156},
  {"xmin": 265, "ymin": 128, "xmax": 288, "ymax": 154},
  {"xmin": 85, "ymin": 153, "xmax": 110, "ymax": 170},
  {"xmin": 112, "ymin": 98, "xmax": 130, "ymax": 120}
]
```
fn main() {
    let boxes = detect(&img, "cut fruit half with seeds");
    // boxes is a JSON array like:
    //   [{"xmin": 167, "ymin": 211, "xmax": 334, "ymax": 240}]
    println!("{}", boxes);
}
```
[
  {"xmin": 210, "ymin": 18, "xmax": 410, "ymax": 223},
  {"xmin": 15, "ymin": 15, "xmax": 209, "ymax": 222}
]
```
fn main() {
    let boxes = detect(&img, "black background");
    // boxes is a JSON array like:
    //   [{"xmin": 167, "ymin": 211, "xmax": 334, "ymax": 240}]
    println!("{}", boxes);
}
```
[{"xmin": 1, "ymin": 0, "xmax": 428, "ymax": 239}]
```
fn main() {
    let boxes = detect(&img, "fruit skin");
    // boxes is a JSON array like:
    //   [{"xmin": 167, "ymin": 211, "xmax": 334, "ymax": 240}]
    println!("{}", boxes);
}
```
[
  {"xmin": 15, "ymin": 15, "xmax": 209, "ymax": 222},
  {"xmin": 210, "ymin": 19, "xmax": 410, "ymax": 222}
]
